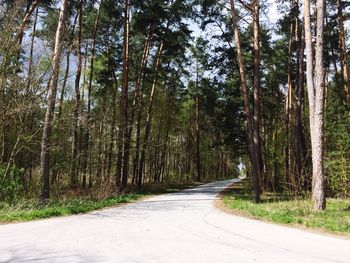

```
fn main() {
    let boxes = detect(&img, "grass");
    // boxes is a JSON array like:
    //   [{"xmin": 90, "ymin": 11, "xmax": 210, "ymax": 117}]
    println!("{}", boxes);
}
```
[
  {"xmin": 0, "ymin": 181, "xmax": 203, "ymax": 223},
  {"xmin": 223, "ymin": 182, "xmax": 350, "ymax": 235},
  {"xmin": 0, "ymin": 193, "xmax": 143, "ymax": 223}
]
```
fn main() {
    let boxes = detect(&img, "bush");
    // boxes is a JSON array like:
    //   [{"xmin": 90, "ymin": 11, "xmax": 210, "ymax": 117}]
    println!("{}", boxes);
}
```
[{"xmin": 0, "ymin": 164, "xmax": 24, "ymax": 202}]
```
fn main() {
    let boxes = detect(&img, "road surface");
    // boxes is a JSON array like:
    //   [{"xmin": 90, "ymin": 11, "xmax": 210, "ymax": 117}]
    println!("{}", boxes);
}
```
[{"xmin": 0, "ymin": 179, "xmax": 349, "ymax": 263}]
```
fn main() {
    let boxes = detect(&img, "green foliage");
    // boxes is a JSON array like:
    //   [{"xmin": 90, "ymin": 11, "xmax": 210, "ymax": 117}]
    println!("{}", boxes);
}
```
[
  {"xmin": 0, "ymin": 165, "xmax": 24, "ymax": 202},
  {"xmin": 325, "ymin": 85, "xmax": 350, "ymax": 197}
]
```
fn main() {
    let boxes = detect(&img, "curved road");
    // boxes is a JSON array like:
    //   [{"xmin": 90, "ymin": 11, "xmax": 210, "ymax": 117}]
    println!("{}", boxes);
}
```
[{"xmin": 0, "ymin": 179, "xmax": 349, "ymax": 263}]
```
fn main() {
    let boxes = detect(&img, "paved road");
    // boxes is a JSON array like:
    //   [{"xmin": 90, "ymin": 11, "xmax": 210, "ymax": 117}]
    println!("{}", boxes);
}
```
[{"xmin": 0, "ymin": 179, "xmax": 349, "ymax": 263}]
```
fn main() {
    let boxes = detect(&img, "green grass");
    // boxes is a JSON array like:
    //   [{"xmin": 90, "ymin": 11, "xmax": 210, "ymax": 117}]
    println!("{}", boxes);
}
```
[
  {"xmin": 0, "ymin": 181, "xmax": 203, "ymax": 223},
  {"xmin": 223, "ymin": 183, "xmax": 350, "ymax": 235},
  {"xmin": 0, "ymin": 194, "xmax": 142, "ymax": 223}
]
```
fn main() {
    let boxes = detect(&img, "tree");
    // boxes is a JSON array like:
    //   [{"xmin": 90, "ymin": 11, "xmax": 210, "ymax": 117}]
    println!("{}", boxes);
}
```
[
  {"xmin": 229, "ymin": 0, "xmax": 260, "ymax": 203},
  {"xmin": 116, "ymin": 0, "xmax": 130, "ymax": 192},
  {"xmin": 304, "ymin": 0, "xmax": 326, "ymax": 210},
  {"xmin": 40, "ymin": 0, "xmax": 68, "ymax": 200},
  {"xmin": 70, "ymin": 0, "xmax": 83, "ymax": 188},
  {"xmin": 337, "ymin": 0, "xmax": 350, "ymax": 104}
]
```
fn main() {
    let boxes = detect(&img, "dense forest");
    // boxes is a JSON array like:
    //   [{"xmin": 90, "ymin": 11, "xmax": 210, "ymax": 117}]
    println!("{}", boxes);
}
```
[{"xmin": 0, "ymin": 0, "xmax": 349, "ymax": 211}]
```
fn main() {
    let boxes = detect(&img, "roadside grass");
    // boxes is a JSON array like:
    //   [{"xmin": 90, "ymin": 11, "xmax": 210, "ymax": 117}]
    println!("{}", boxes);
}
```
[
  {"xmin": 223, "ymin": 182, "xmax": 350, "ymax": 235},
  {"xmin": 0, "ymin": 194, "xmax": 143, "ymax": 223},
  {"xmin": 0, "ymin": 181, "xmax": 204, "ymax": 223}
]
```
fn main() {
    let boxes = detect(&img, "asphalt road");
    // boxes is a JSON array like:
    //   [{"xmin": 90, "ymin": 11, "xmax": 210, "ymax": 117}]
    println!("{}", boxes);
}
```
[{"xmin": 0, "ymin": 179, "xmax": 349, "ymax": 263}]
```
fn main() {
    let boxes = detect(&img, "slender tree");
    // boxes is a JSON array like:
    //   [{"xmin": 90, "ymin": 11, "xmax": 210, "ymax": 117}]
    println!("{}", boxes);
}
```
[
  {"xmin": 40, "ymin": 0, "xmax": 68, "ymax": 199},
  {"xmin": 70, "ymin": 0, "xmax": 83, "ymax": 187},
  {"xmin": 116, "ymin": 0, "xmax": 130, "ymax": 192},
  {"xmin": 229, "ymin": 0, "xmax": 260, "ymax": 202}
]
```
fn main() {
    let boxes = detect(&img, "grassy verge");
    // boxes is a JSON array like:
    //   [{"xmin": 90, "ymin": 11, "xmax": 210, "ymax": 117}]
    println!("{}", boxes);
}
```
[
  {"xmin": 223, "ymin": 181, "xmax": 350, "ymax": 235},
  {"xmin": 0, "ymin": 194, "xmax": 143, "ymax": 223},
  {"xmin": 0, "ymin": 181, "xmax": 203, "ymax": 223}
]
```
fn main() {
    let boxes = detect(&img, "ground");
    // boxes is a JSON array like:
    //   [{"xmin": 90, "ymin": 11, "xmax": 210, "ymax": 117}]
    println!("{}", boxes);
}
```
[{"xmin": 0, "ymin": 179, "xmax": 349, "ymax": 263}]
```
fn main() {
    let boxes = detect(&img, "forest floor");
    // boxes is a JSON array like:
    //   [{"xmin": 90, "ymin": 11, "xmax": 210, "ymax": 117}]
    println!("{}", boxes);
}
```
[
  {"xmin": 1, "ymin": 178, "xmax": 349, "ymax": 263},
  {"xmin": 0, "ymin": 182, "xmax": 202, "ymax": 223},
  {"xmin": 220, "ymin": 181, "xmax": 350, "ymax": 236}
]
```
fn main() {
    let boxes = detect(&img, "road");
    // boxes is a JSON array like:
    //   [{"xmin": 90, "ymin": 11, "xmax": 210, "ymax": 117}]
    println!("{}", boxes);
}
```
[{"xmin": 0, "ymin": 179, "xmax": 349, "ymax": 263}]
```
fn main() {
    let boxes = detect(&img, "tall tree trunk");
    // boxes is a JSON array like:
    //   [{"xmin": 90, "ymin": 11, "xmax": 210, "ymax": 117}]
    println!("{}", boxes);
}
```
[
  {"xmin": 107, "ymin": 73, "xmax": 118, "ymax": 177},
  {"xmin": 252, "ymin": 0, "xmax": 264, "ymax": 191},
  {"xmin": 285, "ymin": 14, "xmax": 294, "ymax": 190},
  {"xmin": 304, "ymin": 0, "xmax": 326, "ymax": 210},
  {"xmin": 337, "ymin": 0, "xmax": 350, "ymax": 103},
  {"xmin": 116, "ymin": 0, "xmax": 130, "ymax": 191},
  {"xmin": 312, "ymin": 0, "xmax": 326, "ymax": 210},
  {"xmin": 57, "ymin": 12, "xmax": 78, "ymax": 120},
  {"xmin": 83, "ymin": 0, "xmax": 102, "ymax": 188},
  {"xmin": 229, "ymin": 0, "xmax": 260, "ymax": 203},
  {"xmin": 138, "ymin": 42, "xmax": 164, "ymax": 189},
  {"xmin": 40, "ymin": 0, "xmax": 68, "ymax": 200},
  {"xmin": 117, "ymin": 0, "xmax": 130, "ymax": 191},
  {"xmin": 70, "ymin": 0, "xmax": 83, "ymax": 187},
  {"xmin": 26, "ymin": 6, "xmax": 39, "ymax": 92},
  {"xmin": 295, "ymin": 18, "xmax": 307, "ymax": 190},
  {"xmin": 195, "ymin": 60, "xmax": 201, "ymax": 182}
]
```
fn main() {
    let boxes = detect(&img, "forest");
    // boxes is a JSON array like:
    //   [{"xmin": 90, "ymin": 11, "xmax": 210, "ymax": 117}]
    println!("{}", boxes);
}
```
[{"xmin": 0, "ymin": 0, "xmax": 349, "ymax": 212}]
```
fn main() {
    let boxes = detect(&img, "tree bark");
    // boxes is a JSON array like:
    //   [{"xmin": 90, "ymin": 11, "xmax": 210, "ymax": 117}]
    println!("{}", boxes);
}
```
[
  {"xmin": 26, "ymin": 6, "xmax": 39, "ymax": 92},
  {"xmin": 195, "ymin": 59, "xmax": 201, "ymax": 182},
  {"xmin": 312, "ymin": 0, "xmax": 326, "ymax": 210},
  {"xmin": 40, "ymin": 0, "xmax": 68, "ymax": 200},
  {"xmin": 116, "ymin": 0, "xmax": 130, "ymax": 191},
  {"xmin": 229, "ymin": 0, "xmax": 260, "ymax": 203},
  {"xmin": 83, "ymin": 0, "xmax": 102, "ymax": 188},
  {"xmin": 70, "ymin": 0, "xmax": 83, "ymax": 187},
  {"xmin": 337, "ymin": 0, "xmax": 350, "ymax": 104},
  {"xmin": 295, "ymin": 17, "xmax": 307, "ymax": 190},
  {"xmin": 285, "ymin": 13, "xmax": 294, "ymax": 190},
  {"xmin": 252, "ymin": 0, "xmax": 264, "ymax": 192},
  {"xmin": 107, "ymin": 73, "xmax": 118, "ymax": 177},
  {"xmin": 304, "ymin": 0, "xmax": 326, "ymax": 210},
  {"xmin": 138, "ymin": 42, "xmax": 164, "ymax": 189}
]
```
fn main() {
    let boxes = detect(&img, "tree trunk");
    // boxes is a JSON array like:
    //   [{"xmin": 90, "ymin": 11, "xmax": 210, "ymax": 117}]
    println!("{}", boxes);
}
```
[
  {"xmin": 195, "ymin": 60, "xmax": 201, "ymax": 182},
  {"xmin": 312, "ymin": 0, "xmax": 326, "ymax": 210},
  {"xmin": 70, "ymin": 0, "xmax": 83, "ymax": 188},
  {"xmin": 252, "ymin": 0, "xmax": 264, "ymax": 192},
  {"xmin": 16, "ymin": 0, "xmax": 41, "ymax": 41},
  {"xmin": 116, "ymin": 0, "xmax": 130, "ymax": 192},
  {"xmin": 40, "ymin": 0, "xmax": 68, "ymax": 200},
  {"xmin": 26, "ymin": 6, "xmax": 39, "ymax": 92},
  {"xmin": 295, "ymin": 18, "xmax": 307, "ymax": 191},
  {"xmin": 138, "ymin": 42, "xmax": 164, "ymax": 189},
  {"xmin": 304, "ymin": 0, "xmax": 326, "ymax": 210},
  {"xmin": 337, "ymin": 0, "xmax": 350, "ymax": 103},
  {"xmin": 116, "ymin": 0, "xmax": 129, "ymax": 192},
  {"xmin": 83, "ymin": 0, "xmax": 102, "ymax": 188},
  {"xmin": 229, "ymin": 0, "xmax": 260, "ymax": 203},
  {"xmin": 107, "ymin": 73, "xmax": 118, "ymax": 177}
]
